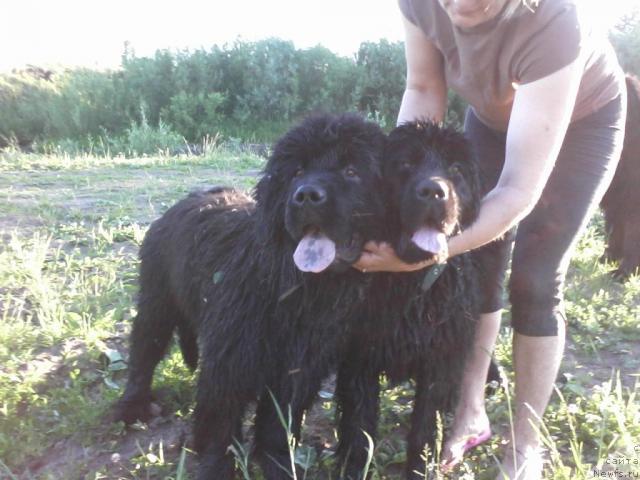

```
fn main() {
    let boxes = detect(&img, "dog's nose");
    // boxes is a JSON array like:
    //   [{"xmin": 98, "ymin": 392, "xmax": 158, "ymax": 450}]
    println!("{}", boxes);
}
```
[
  {"xmin": 416, "ymin": 179, "xmax": 448, "ymax": 202},
  {"xmin": 292, "ymin": 184, "xmax": 327, "ymax": 206}
]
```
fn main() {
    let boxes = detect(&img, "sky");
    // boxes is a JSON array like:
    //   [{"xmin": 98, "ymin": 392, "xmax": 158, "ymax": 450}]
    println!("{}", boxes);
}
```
[{"xmin": 1, "ymin": 0, "xmax": 639, "ymax": 72}]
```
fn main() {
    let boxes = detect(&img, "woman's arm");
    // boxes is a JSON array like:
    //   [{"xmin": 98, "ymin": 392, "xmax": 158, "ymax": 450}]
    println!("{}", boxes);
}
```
[
  {"xmin": 447, "ymin": 58, "xmax": 584, "ymax": 257},
  {"xmin": 356, "ymin": 58, "xmax": 584, "ymax": 272},
  {"xmin": 396, "ymin": 15, "xmax": 448, "ymax": 125}
]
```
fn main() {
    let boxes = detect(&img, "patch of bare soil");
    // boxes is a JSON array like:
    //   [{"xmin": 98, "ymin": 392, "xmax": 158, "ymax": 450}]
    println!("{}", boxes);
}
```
[
  {"xmin": 22, "ymin": 386, "xmax": 337, "ymax": 479},
  {"xmin": 563, "ymin": 336, "xmax": 640, "ymax": 389},
  {"xmin": 12, "ymin": 333, "xmax": 192, "ymax": 479},
  {"xmin": 0, "ymin": 215, "xmax": 44, "ymax": 238},
  {"xmin": 21, "ymin": 369, "xmax": 338, "ymax": 479},
  {"xmin": 23, "ymin": 415, "xmax": 191, "ymax": 480},
  {"xmin": 2, "ymin": 166, "xmax": 257, "ymax": 229}
]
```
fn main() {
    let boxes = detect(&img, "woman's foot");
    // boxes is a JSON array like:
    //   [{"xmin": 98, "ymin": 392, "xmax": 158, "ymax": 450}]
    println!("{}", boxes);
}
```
[
  {"xmin": 441, "ymin": 311, "xmax": 502, "ymax": 471},
  {"xmin": 497, "ymin": 445, "xmax": 544, "ymax": 480},
  {"xmin": 441, "ymin": 405, "xmax": 491, "ymax": 470}
]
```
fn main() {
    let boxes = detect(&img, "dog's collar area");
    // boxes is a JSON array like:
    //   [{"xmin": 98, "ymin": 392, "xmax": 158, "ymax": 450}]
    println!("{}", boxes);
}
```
[
  {"xmin": 421, "ymin": 261, "xmax": 447, "ymax": 291},
  {"xmin": 278, "ymin": 261, "xmax": 447, "ymax": 299}
]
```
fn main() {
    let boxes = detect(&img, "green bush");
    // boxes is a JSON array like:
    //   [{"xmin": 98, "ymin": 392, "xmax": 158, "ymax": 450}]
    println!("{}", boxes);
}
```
[
  {"xmin": 161, "ymin": 91, "xmax": 226, "ymax": 141},
  {"xmin": 119, "ymin": 49, "xmax": 177, "ymax": 127},
  {"xmin": 2, "ymin": 17, "xmax": 640, "ymax": 152},
  {"xmin": 355, "ymin": 40, "xmax": 407, "ymax": 126},
  {"xmin": 0, "ymin": 72, "xmax": 57, "ymax": 147},
  {"xmin": 121, "ymin": 118, "xmax": 183, "ymax": 156},
  {"xmin": 294, "ymin": 45, "xmax": 358, "ymax": 115},
  {"xmin": 610, "ymin": 12, "xmax": 640, "ymax": 75},
  {"xmin": 230, "ymin": 38, "xmax": 300, "ymax": 121},
  {"xmin": 49, "ymin": 69, "xmax": 126, "ymax": 139}
]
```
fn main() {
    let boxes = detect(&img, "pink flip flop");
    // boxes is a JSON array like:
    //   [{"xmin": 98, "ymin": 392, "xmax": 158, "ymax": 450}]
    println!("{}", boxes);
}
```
[{"xmin": 441, "ymin": 429, "xmax": 492, "ymax": 472}]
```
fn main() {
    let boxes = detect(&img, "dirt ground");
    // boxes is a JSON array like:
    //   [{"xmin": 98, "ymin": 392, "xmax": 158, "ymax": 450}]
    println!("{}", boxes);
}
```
[{"xmin": 3, "ymin": 166, "xmax": 639, "ymax": 479}]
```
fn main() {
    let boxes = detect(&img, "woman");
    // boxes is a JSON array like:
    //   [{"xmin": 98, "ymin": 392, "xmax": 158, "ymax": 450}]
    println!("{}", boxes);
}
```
[{"xmin": 354, "ymin": 0, "xmax": 626, "ymax": 478}]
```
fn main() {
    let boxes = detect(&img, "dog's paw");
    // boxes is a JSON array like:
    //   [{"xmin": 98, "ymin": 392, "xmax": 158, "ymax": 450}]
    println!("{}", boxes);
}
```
[{"xmin": 110, "ymin": 397, "xmax": 160, "ymax": 425}]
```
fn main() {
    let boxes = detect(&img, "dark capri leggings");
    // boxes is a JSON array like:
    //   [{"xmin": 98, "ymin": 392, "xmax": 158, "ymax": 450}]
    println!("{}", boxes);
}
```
[{"xmin": 465, "ymin": 94, "xmax": 626, "ymax": 336}]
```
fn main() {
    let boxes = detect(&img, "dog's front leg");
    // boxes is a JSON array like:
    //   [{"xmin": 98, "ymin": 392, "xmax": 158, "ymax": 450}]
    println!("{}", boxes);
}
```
[
  {"xmin": 254, "ymin": 360, "xmax": 325, "ymax": 480},
  {"xmin": 405, "ymin": 374, "xmax": 434, "ymax": 480},
  {"xmin": 335, "ymin": 358, "xmax": 380, "ymax": 480},
  {"xmin": 193, "ymin": 353, "xmax": 258, "ymax": 480}
]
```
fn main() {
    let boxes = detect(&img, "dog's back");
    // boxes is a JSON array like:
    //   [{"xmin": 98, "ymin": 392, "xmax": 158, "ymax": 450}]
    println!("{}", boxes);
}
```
[
  {"xmin": 139, "ymin": 187, "xmax": 254, "ymax": 324},
  {"xmin": 112, "ymin": 187, "xmax": 255, "ymax": 423}
]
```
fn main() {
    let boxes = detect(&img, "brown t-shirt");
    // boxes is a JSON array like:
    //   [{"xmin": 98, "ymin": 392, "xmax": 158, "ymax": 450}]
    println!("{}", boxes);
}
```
[{"xmin": 399, "ymin": 0, "xmax": 624, "ymax": 131}]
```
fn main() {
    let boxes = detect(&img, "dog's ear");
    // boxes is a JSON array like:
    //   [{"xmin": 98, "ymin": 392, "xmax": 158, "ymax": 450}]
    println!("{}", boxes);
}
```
[
  {"xmin": 340, "ymin": 115, "xmax": 386, "ymax": 180},
  {"xmin": 437, "ymin": 129, "xmax": 484, "ymax": 228},
  {"xmin": 437, "ymin": 128, "xmax": 474, "ymax": 166},
  {"xmin": 253, "ymin": 154, "xmax": 289, "ymax": 245},
  {"xmin": 387, "ymin": 120, "xmax": 422, "ymax": 145}
]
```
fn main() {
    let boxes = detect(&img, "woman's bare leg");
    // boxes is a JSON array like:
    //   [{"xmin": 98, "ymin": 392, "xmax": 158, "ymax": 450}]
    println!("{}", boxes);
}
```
[{"xmin": 442, "ymin": 310, "xmax": 501, "ymax": 465}]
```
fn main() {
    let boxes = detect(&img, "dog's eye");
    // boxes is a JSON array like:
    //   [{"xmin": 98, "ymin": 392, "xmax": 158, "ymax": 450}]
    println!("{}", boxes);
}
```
[
  {"xmin": 400, "ymin": 161, "xmax": 412, "ymax": 170},
  {"xmin": 448, "ymin": 164, "xmax": 461, "ymax": 175},
  {"xmin": 344, "ymin": 166, "xmax": 359, "ymax": 178},
  {"xmin": 294, "ymin": 168, "xmax": 304, "ymax": 177}
]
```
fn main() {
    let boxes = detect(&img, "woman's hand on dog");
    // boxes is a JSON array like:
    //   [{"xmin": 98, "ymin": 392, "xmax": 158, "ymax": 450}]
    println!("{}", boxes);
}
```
[{"xmin": 353, "ymin": 241, "xmax": 447, "ymax": 273}]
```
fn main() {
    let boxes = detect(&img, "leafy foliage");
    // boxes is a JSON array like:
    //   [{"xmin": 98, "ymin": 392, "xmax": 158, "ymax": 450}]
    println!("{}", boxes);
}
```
[
  {"xmin": 355, "ymin": 40, "xmax": 407, "ymax": 126},
  {"xmin": 610, "ymin": 10, "xmax": 640, "ymax": 75},
  {"xmin": 1, "ymin": 13, "xmax": 639, "ymax": 151},
  {"xmin": 0, "ymin": 38, "xmax": 478, "ymax": 150},
  {"xmin": 161, "ymin": 91, "xmax": 225, "ymax": 142}
]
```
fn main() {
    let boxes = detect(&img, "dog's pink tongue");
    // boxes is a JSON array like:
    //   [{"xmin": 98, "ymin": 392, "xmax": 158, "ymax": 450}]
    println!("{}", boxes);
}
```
[
  {"xmin": 293, "ymin": 232, "xmax": 336, "ymax": 273},
  {"xmin": 411, "ymin": 227, "xmax": 447, "ymax": 254}
]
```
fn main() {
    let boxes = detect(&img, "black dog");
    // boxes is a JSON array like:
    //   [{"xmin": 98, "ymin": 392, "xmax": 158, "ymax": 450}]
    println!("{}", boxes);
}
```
[
  {"xmin": 600, "ymin": 74, "xmax": 640, "ymax": 279},
  {"xmin": 113, "ymin": 114, "xmax": 387, "ymax": 479},
  {"xmin": 335, "ymin": 121, "xmax": 483, "ymax": 480}
]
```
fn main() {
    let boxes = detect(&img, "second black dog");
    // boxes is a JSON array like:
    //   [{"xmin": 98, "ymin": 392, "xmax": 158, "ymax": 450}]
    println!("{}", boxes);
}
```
[{"xmin": 335, "ymin": 121, "xmax": 483, "ymax": 480}]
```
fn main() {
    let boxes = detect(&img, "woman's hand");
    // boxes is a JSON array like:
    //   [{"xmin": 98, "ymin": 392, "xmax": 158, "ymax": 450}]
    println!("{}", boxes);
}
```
[{"xmin": 353, "ymin": 241, "xmax": 447, "ymax": 273}]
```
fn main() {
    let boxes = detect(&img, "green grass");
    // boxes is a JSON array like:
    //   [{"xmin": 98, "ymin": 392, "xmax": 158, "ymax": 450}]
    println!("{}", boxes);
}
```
[{"xmin": 0, "ymin": 149, "xmax": 638, "ymax": 479}]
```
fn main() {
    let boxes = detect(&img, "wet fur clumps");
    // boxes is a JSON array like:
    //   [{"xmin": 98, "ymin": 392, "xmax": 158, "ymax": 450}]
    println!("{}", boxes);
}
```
[
  {"xmin": 113, "ymin": 116, "xmax": 486, "ymax": 480},
  {"xmin": 112, "ymin": 113, "xmax": 388, "ymax": 480},
  {"xmin": 334, "ymin": 121, "xmax": 484, "ymax": 480}
]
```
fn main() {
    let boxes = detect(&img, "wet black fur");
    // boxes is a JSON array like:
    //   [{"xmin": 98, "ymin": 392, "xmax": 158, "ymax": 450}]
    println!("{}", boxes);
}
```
[
  {"xmin": 112, "ymin": 113, "xmax": 387, "ymax": 479},
  {"xmin": 335, "ymin": 122, "xmax": 483, "ymax": 480},
  {"xmin": 600, "ymin": 74, "xmax": 640, "ymax": 279}
]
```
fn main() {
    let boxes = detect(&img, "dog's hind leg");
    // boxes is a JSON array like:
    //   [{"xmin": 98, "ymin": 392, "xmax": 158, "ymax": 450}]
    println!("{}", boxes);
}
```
[
  {"xmin": 194, "ymin": 348, "xmax": 260, "ymax": 480},
  {"xmin": 113, "ymin": 295, "xmax": 182, "ymax": 424},
  {"xmin": 405, "ymin": 373, "xmax": 450, "ymax": 480},
  {"xmin": 334, "ymin": 361, "xmax": 381, "ymax": 480}
]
